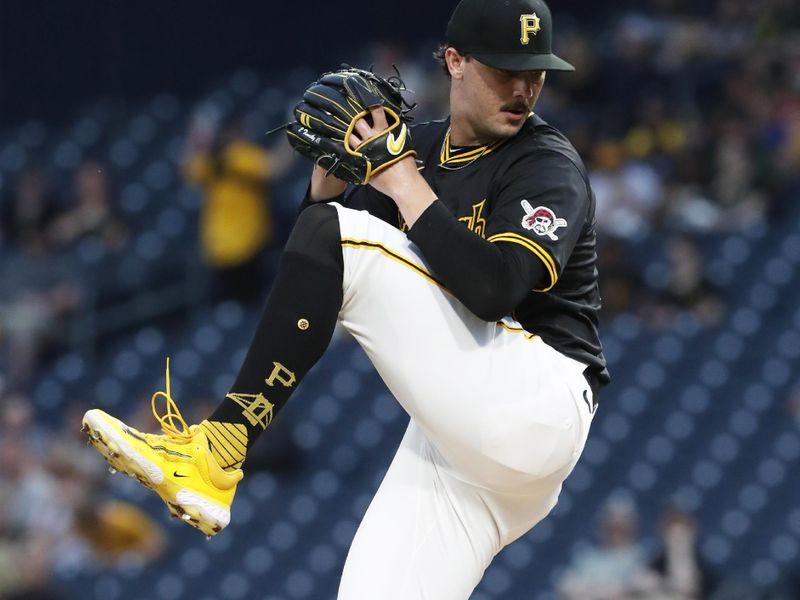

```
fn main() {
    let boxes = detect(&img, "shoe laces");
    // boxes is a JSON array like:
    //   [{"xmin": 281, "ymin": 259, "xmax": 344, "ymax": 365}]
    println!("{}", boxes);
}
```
[{"xmin": 151, "ymin": 357, "xmax": 193, "ymax": 442}]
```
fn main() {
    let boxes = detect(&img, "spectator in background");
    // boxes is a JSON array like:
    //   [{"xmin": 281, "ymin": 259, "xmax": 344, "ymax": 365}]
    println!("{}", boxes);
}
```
[
  {"xmin": 50, "ymin": 402, "xmax": 108, "ymax": 478},
  {"xmin": 589, "ymin": 139, "xmax": 664, "ymax": 239},
  {"xmin": 659, "ymin": 146, "xmax": 719, "ymax": 233},
  {"xmin": 661, "ymin": 111, "xmax": 769, "ymax": 234},
  {"xmin": 0, "ymin": 489, "xmax": 60, "ymax": 600},
  {"xmin": 1, "ymin": 395, "xmax": 165, "ymax": 572},
  {"xmin": 649, "ymin": 501, "xmax": 717, "ymax": 599},
  {"xmin": 559, "ymin": 496, "xmax": 658, "ymax": 599},
  {"xmin": 183, "ymin": 114, "xmax": 292, "ymax": 302},
  {"xmin": 0, "ymin": 287, "xmax": 79, "ymax": 389},
  {"xmin": 0, "ymin": 436, "xmax": 61, "ymax": 537},
  {"xmin": 0, "ymin": 226, "xmax": 81, "ymax": 389},
  {"xmin": 709, "ymin": 112, "xmax": 767, "ymax": 227},
  {"xmin": 597, "ymin": 238, "xmax": 645, "ymax": 317},
  {"xmin": 621, "ymin": 96, "xmax": 687, "ymax": 176},
  {"xmin": 47, "ymin": 160, "xmax": 128, "ymax": 250},
  {"xmin": 3, "ymin": 167, "xmax": 58, "ymax": 250},
  {"xmin": 71, "ymin": 485, "xmax": 167, "ymax": 566},
  {"xmin": 0, "ymin": 392, "xmax": 49, "ymax": 455},
  {"xmin": 647, "ymin": 235, "xmax": 724, "ymax": 328}
]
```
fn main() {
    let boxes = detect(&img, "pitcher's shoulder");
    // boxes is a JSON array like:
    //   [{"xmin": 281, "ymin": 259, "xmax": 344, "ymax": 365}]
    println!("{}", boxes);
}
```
[{"xmin": 517, "ymin": 115, "xmax": 588, "ymax": 175}]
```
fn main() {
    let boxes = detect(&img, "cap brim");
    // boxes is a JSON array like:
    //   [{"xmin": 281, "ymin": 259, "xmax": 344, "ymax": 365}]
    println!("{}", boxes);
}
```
[{"xmin": 472, "ymin": 52, "xmax": 575, "ymax": 72}]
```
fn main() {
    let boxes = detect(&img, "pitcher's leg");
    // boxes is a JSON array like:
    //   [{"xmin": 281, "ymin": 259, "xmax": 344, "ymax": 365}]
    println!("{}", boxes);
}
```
[
  {"xmin": 338, "ymin": 422, "xmax": 499, "ymax": 600},
  {"xmin": 204, "ymin": 203, "xmax": 344, "ymax": 459},
  {"xmin": 333, "ymin": 204, "xmax": 590, "ymax": 488},
  {"xmin": 81, "ymin": 203, "xmax": 347, "ymax": 537},
  {"xmin": 334, "ymin": 205, "xmax": 498, "ymax": 463}
]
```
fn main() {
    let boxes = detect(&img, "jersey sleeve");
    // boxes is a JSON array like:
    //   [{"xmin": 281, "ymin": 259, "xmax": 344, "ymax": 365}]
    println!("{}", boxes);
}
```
[{"xmin": 485, "ymin": 151, "xmax": 590, "ymax": 292}]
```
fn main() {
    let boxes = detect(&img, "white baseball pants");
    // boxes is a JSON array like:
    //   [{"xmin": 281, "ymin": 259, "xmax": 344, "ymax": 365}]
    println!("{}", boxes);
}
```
[{"xmin": 331, "ymin": 204, "xmax": 596, "ymax": 600}]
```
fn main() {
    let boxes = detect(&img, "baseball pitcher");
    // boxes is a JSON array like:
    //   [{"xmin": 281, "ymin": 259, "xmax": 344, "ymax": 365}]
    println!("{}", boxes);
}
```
[{"xmin": 83, "ymin": 0, "xmax": 609, "ymax": 597}]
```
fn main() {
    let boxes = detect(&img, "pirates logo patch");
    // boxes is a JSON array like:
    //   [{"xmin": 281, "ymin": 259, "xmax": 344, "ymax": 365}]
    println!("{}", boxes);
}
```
[{"xmin": 521, "ymin": 200, "xmax": 567, "ymax": 241}]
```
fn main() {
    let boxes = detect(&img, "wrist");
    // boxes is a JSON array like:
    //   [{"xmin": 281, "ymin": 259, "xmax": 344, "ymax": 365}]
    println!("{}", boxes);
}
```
[
  {"xmin": 371, "ymin": 156, "xmax": 436, "ymax": 227},
  {"xmin": 393, "ymin": 180, "xmax": 438, "ymax": 228},
  {"xmin": 310, "ymin": 165, "xmax": 348, "ymax": 202}
]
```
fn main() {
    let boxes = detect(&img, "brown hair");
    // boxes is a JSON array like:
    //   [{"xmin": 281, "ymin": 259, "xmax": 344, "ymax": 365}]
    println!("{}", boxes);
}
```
[{"xmin": 432, "ymin": 43, "xmax": 470, "ymax": 77}]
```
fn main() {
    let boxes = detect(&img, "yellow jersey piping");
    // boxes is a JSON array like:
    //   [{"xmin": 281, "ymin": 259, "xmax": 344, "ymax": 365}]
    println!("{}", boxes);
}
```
[
  {"xmin": 496, "ymin": 321, "xmax": 539, "ymax": 340},
  {"xmin": 342, "ymin": 238, "xmax": 545, "ymax": 338},
  {"xmin": 439, "ymin": 128, "xmax": 504, "ymax": 166},
  {"xmin": 340, "ymin": 238, "xmax": 447, "ymax": 292},
  {"xmin": 487, "ymin": 232, "xmax": 558, "ymax": 292}
]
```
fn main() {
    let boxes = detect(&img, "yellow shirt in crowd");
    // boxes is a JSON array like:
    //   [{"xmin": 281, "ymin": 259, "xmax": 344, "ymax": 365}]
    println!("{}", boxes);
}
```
[{"xmin": 185, "ymin": 140, "xmax": 274, "ymax": 269}]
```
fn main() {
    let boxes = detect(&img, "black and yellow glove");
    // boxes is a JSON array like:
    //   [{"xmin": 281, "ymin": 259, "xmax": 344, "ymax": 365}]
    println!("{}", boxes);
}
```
[{"xmin": 286, "ymin": 67, "xmax": 415, "ymax": 185}]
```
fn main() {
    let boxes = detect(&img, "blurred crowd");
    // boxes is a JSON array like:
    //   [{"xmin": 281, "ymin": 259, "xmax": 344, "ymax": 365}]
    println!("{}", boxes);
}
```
[
  {"xmin": 558, "ymin": 496, "xmax": 718, "ymax": 600},
  {"xmin": 0, "ymin": 162, "xmax": 124, "ymax": 391},
  {"xmin": 557, "ymin": 492, "xmax": 800, "ymax": 600},
  {"xmin": 0, "ymin": 135, "xmax": 289, "ymax": 392},
  {"xmin": 0, "ymin": 395, "xmax": 166, "ymax": 599},
  {"xmin": 0, "ymin": 0, "xmax": 798, "ymax": 597},
  {"xmin": 550, "ymin": 0, "xmax": 799, "ymax": 326}
]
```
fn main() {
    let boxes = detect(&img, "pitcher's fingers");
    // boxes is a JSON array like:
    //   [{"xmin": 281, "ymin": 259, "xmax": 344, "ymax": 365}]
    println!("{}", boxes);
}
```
[
  {"xmin": 369, "ymin": 106, "xmax": 389, "ymax": 130},
  {"xmin": 354, "ymin": 118, "xmax": 373, "ymax": 139},
  {"xmin": 348, "ymin": 132, "xmax": 363, "ymax": 150}
]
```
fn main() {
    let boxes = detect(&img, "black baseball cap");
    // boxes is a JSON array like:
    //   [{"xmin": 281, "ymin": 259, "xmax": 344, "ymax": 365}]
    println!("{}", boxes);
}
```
[{"xmin": 446, "ymin": 0, "xmax": 574, "ymax": 72}]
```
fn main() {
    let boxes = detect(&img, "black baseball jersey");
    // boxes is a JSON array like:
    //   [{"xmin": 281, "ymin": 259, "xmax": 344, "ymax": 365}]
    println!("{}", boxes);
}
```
[{"xmin": 345, "ymin": 114, "xmax": 609, "ymax": 386}]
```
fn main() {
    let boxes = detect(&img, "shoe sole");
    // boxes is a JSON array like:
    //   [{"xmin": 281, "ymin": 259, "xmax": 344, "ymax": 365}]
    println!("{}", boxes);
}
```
[{"xmin": 82, "ymin": 409, "xmax": 229, "ymax": 537}]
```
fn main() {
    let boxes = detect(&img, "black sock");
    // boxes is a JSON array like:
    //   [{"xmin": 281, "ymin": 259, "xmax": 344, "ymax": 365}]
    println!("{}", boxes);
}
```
[{"xmin": 202, "ymin": 205, "xmax": 342, "ymax": 470}]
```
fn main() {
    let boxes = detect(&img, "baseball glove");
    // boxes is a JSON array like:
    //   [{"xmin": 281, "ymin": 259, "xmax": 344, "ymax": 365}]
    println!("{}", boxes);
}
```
[{"xmin": 285, "ymin": 67, "xmax": 415, "ymax": 185}]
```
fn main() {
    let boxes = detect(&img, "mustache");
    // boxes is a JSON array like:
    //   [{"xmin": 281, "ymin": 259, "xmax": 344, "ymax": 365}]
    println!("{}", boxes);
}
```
[{"xmin": 500, "ymin": 101, "xmax": 530, "ymax": 112}]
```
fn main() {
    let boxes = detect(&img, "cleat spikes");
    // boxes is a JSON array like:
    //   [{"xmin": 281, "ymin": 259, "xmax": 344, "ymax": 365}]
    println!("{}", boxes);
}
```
[
  {"xmin": 206, "ymin": 535, "xmax": 212, "ymax": 541},
  {"xmin": 108, "ymin": 467, "xmax": 117, "ymax": 475},
  {"xmin": 91, "ymin": 431, "xmax": 102, "ymax": 440},
  {"xmin": 181, "ymin": 513, "xmax": 192, "ymax": 522}
]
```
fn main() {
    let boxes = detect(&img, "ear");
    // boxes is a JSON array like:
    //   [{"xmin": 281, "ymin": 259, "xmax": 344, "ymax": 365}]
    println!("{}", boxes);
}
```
[{"xmin": 445, "ymin": 47, "xmax": 466, "ymax": 80}]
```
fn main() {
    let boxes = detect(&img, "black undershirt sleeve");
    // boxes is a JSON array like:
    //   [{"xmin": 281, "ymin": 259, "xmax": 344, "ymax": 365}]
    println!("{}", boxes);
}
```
[
  {"xmin": 296, "ymin": 182, "xmax": 346, "ymax": 216},
  {"xmin": 407, "ymin": 200, "xmax": 547, "ymax": 322}
]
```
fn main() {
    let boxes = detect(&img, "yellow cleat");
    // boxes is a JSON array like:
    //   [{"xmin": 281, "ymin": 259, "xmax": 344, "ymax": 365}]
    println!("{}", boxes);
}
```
[{"xmin": 82, "ymin": 359, "xmax": 243, "ymax": 537}]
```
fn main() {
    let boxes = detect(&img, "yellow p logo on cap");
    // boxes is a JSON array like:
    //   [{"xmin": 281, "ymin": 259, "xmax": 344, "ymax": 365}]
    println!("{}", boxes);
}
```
[{"xmin": 520, "ymin": 13, "xmax": 541, "ymax": 45}]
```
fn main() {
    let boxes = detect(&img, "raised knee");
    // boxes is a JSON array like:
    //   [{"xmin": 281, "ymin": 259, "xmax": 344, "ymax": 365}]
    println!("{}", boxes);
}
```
[{"xmin": 285, "ymin": 203, "xmax": 342, "ymax": 270}]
